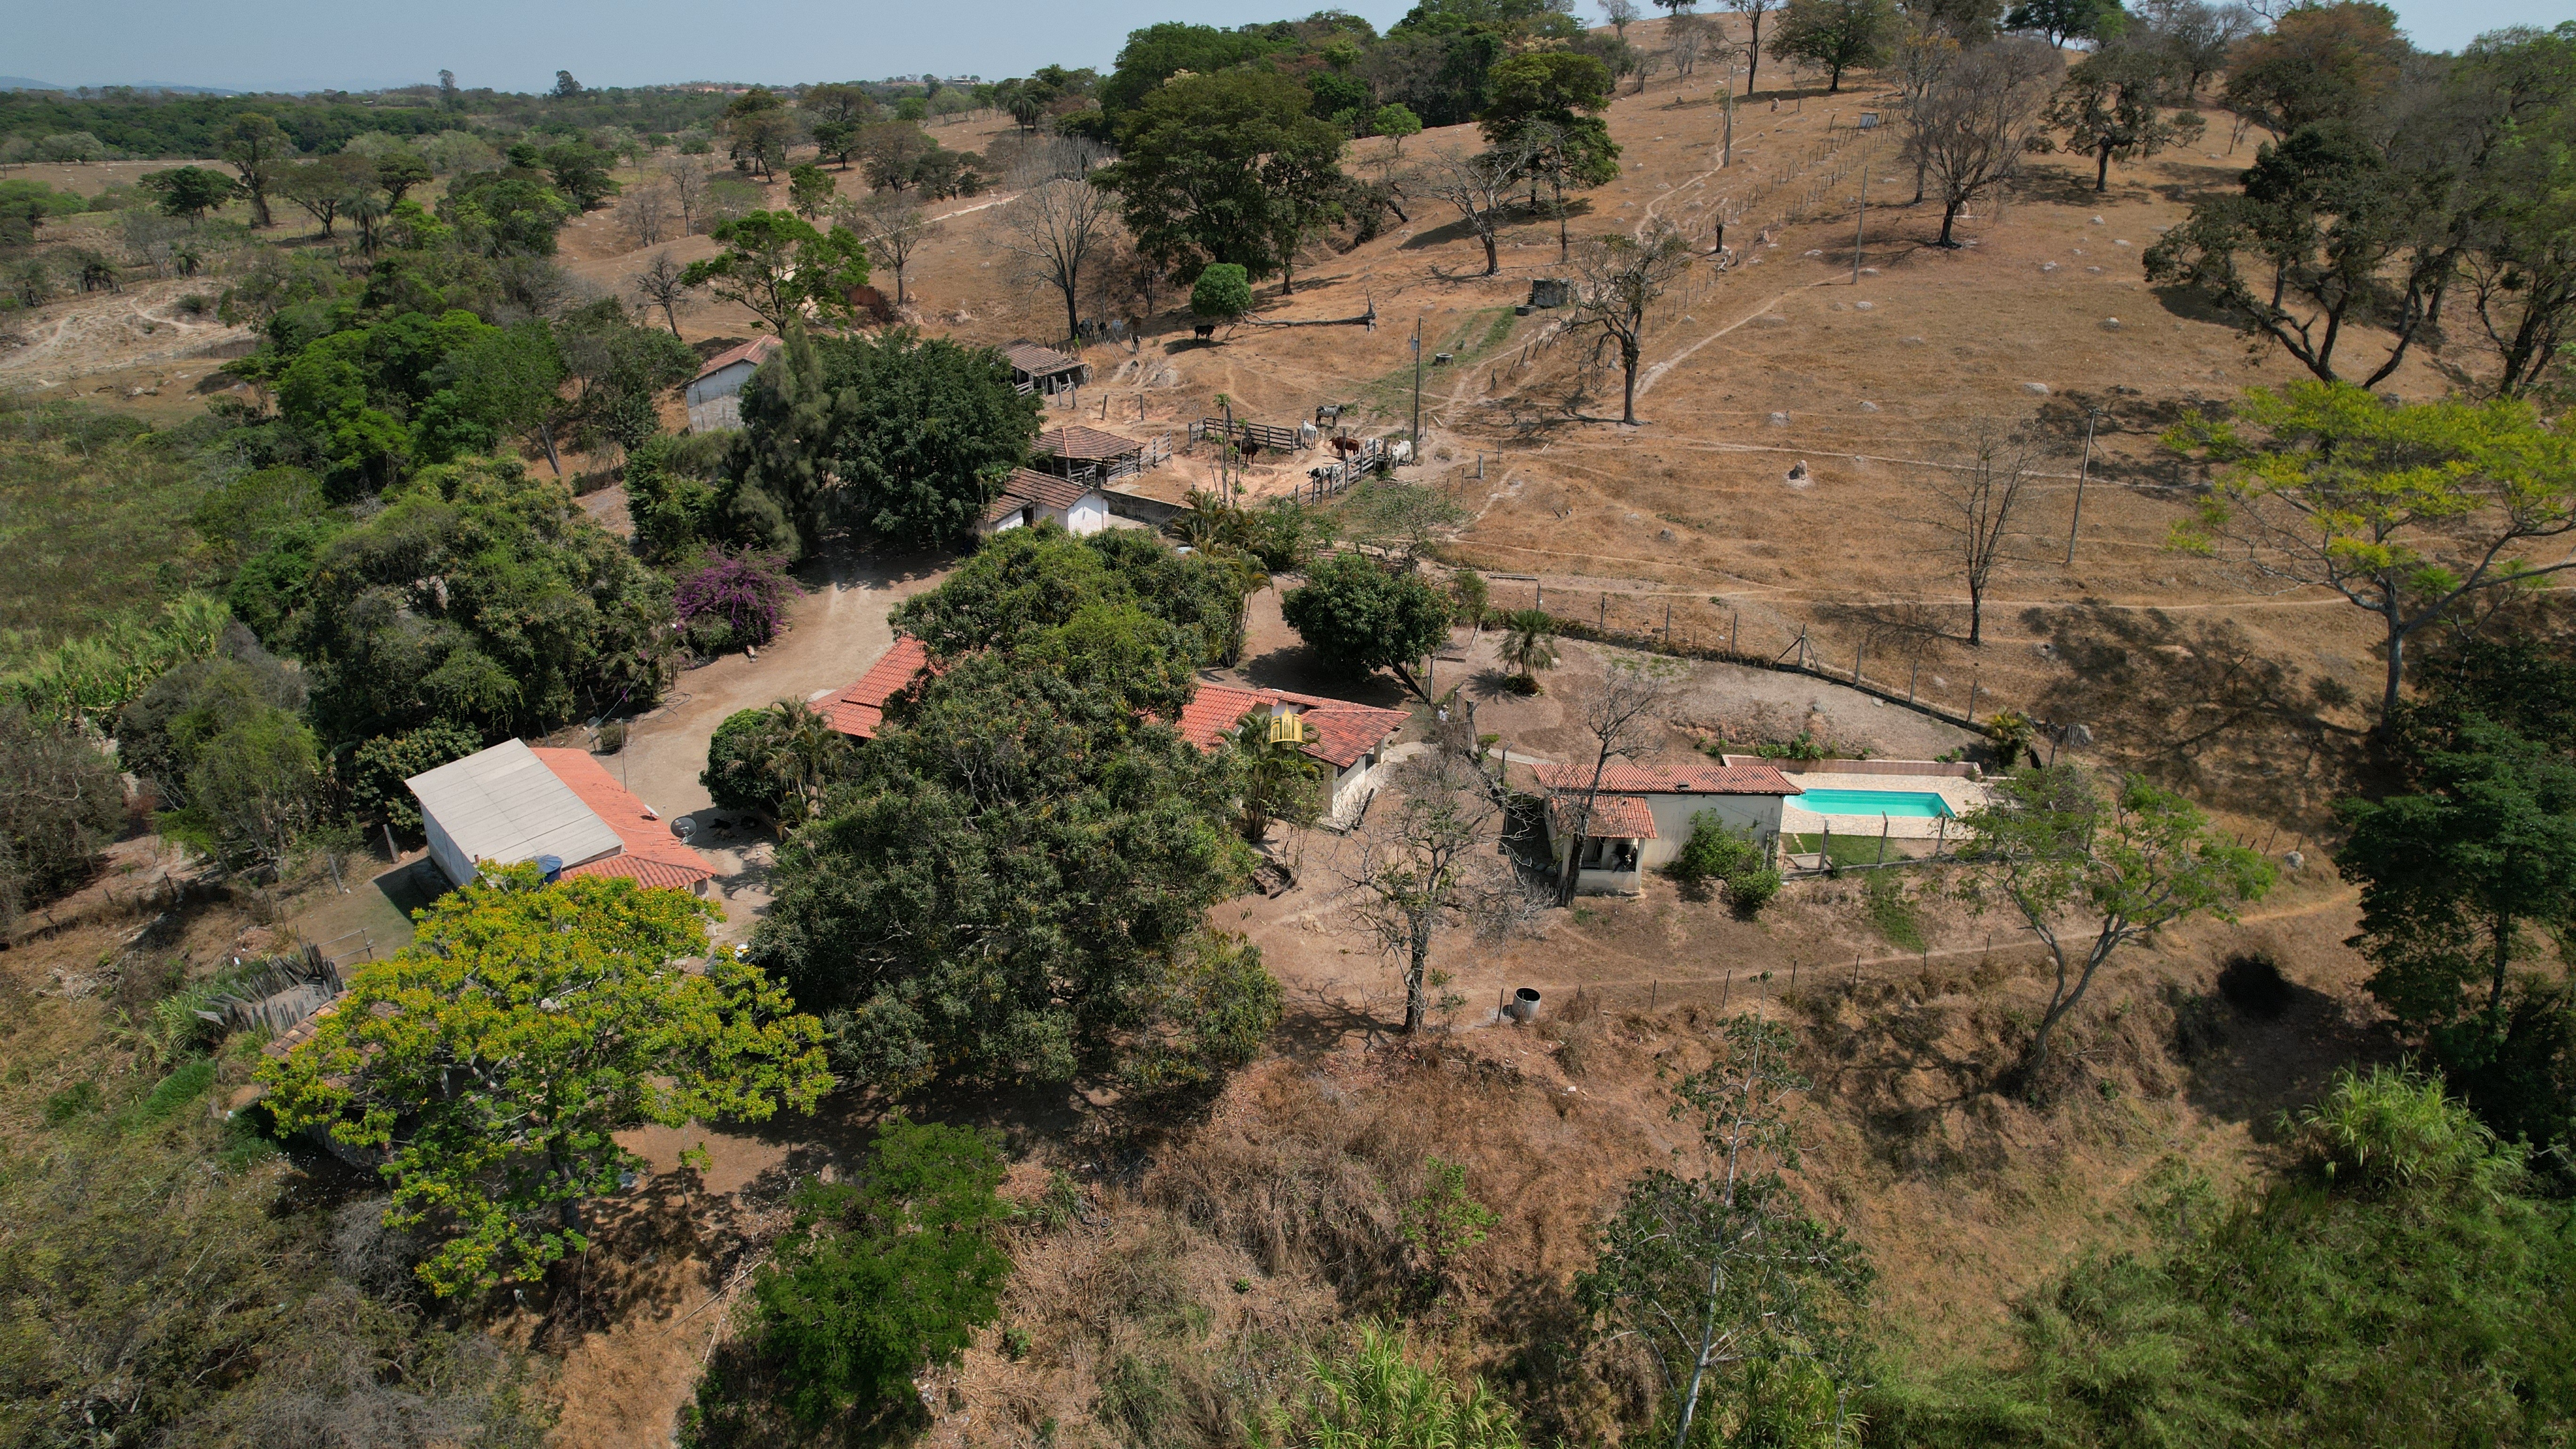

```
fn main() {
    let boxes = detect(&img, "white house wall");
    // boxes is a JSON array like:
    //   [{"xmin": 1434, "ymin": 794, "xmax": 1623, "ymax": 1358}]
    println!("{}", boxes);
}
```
[
  {"xmin": 424, "ymin": 812, "xmax": 474, "ymax": 890},
  {"xmin": 1065, "ymin": 494, "xmax": 1110, "ymax": 536},
  {"xmin": 1638, "ymin": 795, "xmax": 1785, "ymax": 869}
]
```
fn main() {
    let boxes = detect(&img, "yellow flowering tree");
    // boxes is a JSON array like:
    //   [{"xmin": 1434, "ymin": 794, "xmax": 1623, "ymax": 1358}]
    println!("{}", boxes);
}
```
[
  {"xmin": 260, "ymin": 865, "xmax": 832, "ymax": 1295},
  {"xmin": 2169, "ymin": 381, "xmax": 2576, "ymax": 727}
]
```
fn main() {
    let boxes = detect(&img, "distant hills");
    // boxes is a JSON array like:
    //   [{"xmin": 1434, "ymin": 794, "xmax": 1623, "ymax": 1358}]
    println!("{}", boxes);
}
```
[{"xmin": 1, "ymin": 78, "xmax": 242, "ymax": 95}]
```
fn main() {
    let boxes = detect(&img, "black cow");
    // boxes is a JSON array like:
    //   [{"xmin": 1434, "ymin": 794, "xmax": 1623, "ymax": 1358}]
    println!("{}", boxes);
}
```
[{"xmin": 1193, "ymin": 323, "xmax": 1216, "ymax": 344}]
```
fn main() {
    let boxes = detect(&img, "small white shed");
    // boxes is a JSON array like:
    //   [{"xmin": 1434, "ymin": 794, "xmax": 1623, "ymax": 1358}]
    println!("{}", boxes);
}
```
[
  {"xmin": 1532, "ymin": 759, "xmax": 1803, "ymax": 895},
  {"xmin": 684, "ymin": 336, "xmax": 781, "ymax": 433},
  {"xmin": 981, "ymin": 467, "xmax": 1111, "ymax": 537}
]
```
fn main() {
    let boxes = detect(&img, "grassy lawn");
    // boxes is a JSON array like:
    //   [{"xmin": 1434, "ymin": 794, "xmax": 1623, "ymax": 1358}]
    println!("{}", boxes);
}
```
[{"xmin": 1785, "ymin": 830, "xmax": 1937, "ymax": 869}]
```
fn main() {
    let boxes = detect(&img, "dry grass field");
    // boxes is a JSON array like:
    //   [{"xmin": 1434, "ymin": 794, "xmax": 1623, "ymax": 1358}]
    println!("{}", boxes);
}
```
[{"xmin": 0, "ymin": 25, "xmax": 2479, "ymax": 1444}]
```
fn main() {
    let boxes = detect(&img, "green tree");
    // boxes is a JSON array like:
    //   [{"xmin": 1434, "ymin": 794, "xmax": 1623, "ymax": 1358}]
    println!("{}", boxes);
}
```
[
  {"xmin": 2046, "ymin": 41, "xmax": 2205, "ymax": 192},
  {"xmin": 347, "ymin": 720, "xmax": 484, "ymax": 838},
  {"xmin": 691, "ymin": 1117, "xmax": 1012, "ymax": 1436},
  {"xmin": 1092, "ymin": 70, "xmax": 1346, "ymax": 284},
  {"xmin": 2165, "ymin": 382, "xmax": 2576, "ymax": 724},
  {"xmin": 2004, "ymin": 0, "xmax": 2125, "ymax": 48},
  {"xmin": 137, "ymin": 165, "xmax": 238, "ymax": 221},
  {"xmin": 292, "ymin": 457, "xmax": 677, "ymax": 745},
  {"xmin": 219, "ymin": 112, "xmax": 290, "ymax": 228},
  {"xmin": 1099, "ymin": 21, "xmax": 1293, "ymax": 115},
  {"xmin": 539, "ymin": 139, "xmax": 620, "ymax": 210},
  {"xmin": 1376, "ymin": 102, "xmax": 1425, "ymax": 156},
  {"xmin": 1870, "ymin": 1065, "xmax": 2576, "ymax": 1444},
  {"xmin": 1770, "ymin": 0, "xmax": 1901, "ymax": 92},
  {"xmin": 802, "ymin": 82, "xmax": 880, "ymax": 169},
  {"xmin": 156, "ymin": 704, "xmax": 325, "ymax": 876},
  {"xmin": 893, "ymin": 524, "xmax": 1239, "ymax": 697},
  {"xmin": 1280, "ymin": 553, "xmax": 1452, "ymax": 696},
  {"xmin": 1191, "ymin": 262, "xmax": 1255, "ymax": 330},
  {"xmin": 681, "ymin": 210, "xmax": 872, "ymax": 334},
  {"xmin": 813, "ymin": 329, "xmax": 1043, "ymax": 549},
  {"xmin": 787, "ymin": 161, "xmax": 837, "ymax": 221},
  {"xmin": 1228, "ymin": 707, "xmax": 1324, "ymax": 841},
  {"xmin": 261, "ymin": 866, "xmax": 833, "ymax": 1296},
  {"xmin": 373, "ymin": 147, "xmax": 433, "ymax": 204},
  {"xmin": 1958, "ymin": 766, "xmax": 2274, "ymax": 1085},
  {"xmin": 1499, "ymin": 607, "xmax": 1559, "ymax": 689},
  {"xmin": 1479, "ymin": 51, "xmax": 1621, "ymax": 258},
  {"xmin": 2220, "ymin": 0, "xmax": 2404, "ymax": 139},
  {"xmin": 2143, "ymin": 122, "xmax": 2449, "ymax": 387},
  {"xmin": 434, "ymin": 317, "xmax": 572, "ymax": 474},
  {"xmin": 2336, "ymin": 716, "xmax": 2576, "ymax": 1158},
  {"xmin": 702, "ymin": 700, "xmax": 850, "ymax": 825},
  {"xmin": 753, "ymin": 647, "xmax": 1265, "ymax": 1093},
  {"xmin": 1579, "ymin": 1014, "xmax": 1876, "ymax": 1449},
  {"xmin": 437, "ymin": 168, "xmax": 575, "ymax": 256}
]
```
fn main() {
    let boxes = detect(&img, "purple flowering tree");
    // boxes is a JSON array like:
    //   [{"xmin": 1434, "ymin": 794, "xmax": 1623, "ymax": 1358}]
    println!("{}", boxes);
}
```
[{"xmin": 675, "ymin": 553, "xmax": 804, "ymax": 650}]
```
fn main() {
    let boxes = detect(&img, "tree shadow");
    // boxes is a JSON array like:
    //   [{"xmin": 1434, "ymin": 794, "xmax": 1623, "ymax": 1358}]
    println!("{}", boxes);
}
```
[
  {"xmin": 2170, "ymin": 969, "xmax": 2398, "ymax": 1143},
  {"xmin": 2022, "ymin": 603, "xmax": 2365, "ymax": 826},
  {"xmin": 1238, "ymin": 648, "xmax": 1411, "ymax": 707}
]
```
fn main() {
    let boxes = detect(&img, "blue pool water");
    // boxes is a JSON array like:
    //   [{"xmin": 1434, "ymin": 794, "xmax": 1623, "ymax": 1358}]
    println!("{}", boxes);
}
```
[{"xmin": 1795, "ymin": 788, "xmax": 1955, "ymax": 818}]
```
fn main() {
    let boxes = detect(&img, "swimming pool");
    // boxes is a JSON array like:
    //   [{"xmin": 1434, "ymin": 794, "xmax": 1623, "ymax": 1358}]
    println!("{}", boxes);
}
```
[{"xmin": 1794, "ymin": 788, "xmax": 1956, "ymax": 819}]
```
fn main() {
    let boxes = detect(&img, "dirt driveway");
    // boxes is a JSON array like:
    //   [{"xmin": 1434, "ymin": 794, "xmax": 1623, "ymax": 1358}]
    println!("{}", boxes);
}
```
[{"xmin": 611, "ymin": 546, "xmax": 950, "ymax": 946}]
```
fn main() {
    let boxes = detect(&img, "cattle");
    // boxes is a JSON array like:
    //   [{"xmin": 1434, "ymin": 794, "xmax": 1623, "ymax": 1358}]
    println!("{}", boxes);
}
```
[
  {"xmin": 1329, "ymin": 436, "xmax": 1363, "ymax": 460},
  {"xmin": 1193, "ymin": 323, "xmax": 1216, "ymax": 344}
]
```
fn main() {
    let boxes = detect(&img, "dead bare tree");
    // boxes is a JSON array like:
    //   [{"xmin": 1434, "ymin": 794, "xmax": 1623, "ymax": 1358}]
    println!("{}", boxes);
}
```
[
  {"xmin": 661, "ymin": 160, "xmax": 712, "ymax": 236},
  {"xmin": 1336, "ymin": 749, "xmax": 1545, "ymax": 1035},
  {"xmin": 1416, "ymin": 140, "xmax": 1533, "ymax": 278},
  {"xmin": 1670, "ymin": 14, "xmax": 1715, "ymax": 80},
  {"xmin": 1000, "ymin": 177, "xmax": 1120, "ymax": 343},
  {"xmin": 1571, "ymin": 220, "xmax": 1695, "ymax": 426},
  {"xmin": 1548, "ymin": 656, "xmax": 1684, "ymax": 905},
  {"xmin": 632, "ymin": 252, "xmax": 692, "ymax": 337},
  {"xmin": 1922, "ymin": 417, "xmax": 2051, "ymax": 647},
  {"xmin": 841, "ymin": 193, "xmax": 942, "ymax": 307},
  {"xmin": 615, "ymin": 181, "xmax": 672, "ymax": 249},
  {"xmin": 1903, "ymin": 39, "xmax": 2063, "ymax": 247}
]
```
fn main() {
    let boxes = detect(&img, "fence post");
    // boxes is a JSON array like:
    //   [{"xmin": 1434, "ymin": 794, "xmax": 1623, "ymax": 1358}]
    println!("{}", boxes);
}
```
[
  {"xmin": 1853, "ymin": 639, "xmax": 1864, "ymax": 685},
  {"xmin": 1600, "ymin": 593, "xmax": 1608, "ymax": 630},
  {"xmin": 1877, "ymin": 813, "xmax": 1889, "ymax": 865},
  {"xmin": 1908, "ymin": 657, "xmax": 1918, "ymax": 705}
]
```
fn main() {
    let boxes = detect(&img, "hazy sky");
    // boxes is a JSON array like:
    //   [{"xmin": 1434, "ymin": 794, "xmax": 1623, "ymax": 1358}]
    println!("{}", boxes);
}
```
[{"xmin": 5, "ymin": 0, "xmax": 2561, "ymax": 94}]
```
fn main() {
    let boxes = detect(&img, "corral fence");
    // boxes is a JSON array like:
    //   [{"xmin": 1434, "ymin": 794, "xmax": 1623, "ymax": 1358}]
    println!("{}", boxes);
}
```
[
  {"xmin": 1056, "ymin": 433, "xmax": 1175, "ymax": 488},
  {"xmin": 1189, "ymin": 417, "xmax": 1314, "ymax": 455}
]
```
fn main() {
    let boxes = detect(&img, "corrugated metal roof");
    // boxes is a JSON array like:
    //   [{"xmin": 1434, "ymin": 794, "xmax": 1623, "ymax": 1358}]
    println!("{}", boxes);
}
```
[{"xmin": 406, "ymin": 740, "xmax": 624, "ymax": 872}]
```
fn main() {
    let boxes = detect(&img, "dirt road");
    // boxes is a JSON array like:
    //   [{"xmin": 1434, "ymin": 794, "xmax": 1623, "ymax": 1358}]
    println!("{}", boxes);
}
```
[{"xmin": 610, "ymin": 546, "xmax": 950, "ymax": 944}]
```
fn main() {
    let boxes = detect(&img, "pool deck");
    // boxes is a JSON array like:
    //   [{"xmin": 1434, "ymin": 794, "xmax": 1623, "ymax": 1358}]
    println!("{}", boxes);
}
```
[{"xmin": 1780, "ymin": 771, "xmax": 1994, "ymax": 841}]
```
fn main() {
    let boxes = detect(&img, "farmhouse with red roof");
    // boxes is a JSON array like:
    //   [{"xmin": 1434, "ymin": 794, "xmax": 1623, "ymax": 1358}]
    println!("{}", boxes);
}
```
[
  {"xmin": 405, "ymin": 740, "xmax": 719, "ymax": 896},
  {"xmin": 1522, "ymin": 758, "xmax": 1803, "ymax": 895},
  {"xmin": 821, "ymin": 638, "xmax": 1408, "ymax": 822}
]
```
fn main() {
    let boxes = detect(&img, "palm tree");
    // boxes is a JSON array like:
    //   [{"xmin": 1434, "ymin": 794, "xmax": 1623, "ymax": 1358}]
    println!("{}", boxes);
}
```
[
  {"xmin": 763, "ymin": 700, "xmax": 849, "ymax": 823},
  {"xmin": 1228, "ymin": 710, "xmax": 1323, "ymax": 841},
  {"xmin": 1498, "ymin": 609, "xmax": 1560, "ymax": 692}
]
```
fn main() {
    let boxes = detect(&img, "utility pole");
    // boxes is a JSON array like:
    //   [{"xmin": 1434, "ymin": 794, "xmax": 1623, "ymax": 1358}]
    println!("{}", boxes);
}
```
[
  {"xmin": 2066, "ymin": 406, "xmax": 2101, "ymax": 566},
  {"xmin": 1852, "ymin": 163, "xmax": 1867, "ymax": 284},
  {"xmin": 1722, "ymin": 62, "xmax": 1736, "ymax": 168},
  {"xmin": 1410, "ymin": 316, "xmax": 1423, "ymax": 457}
]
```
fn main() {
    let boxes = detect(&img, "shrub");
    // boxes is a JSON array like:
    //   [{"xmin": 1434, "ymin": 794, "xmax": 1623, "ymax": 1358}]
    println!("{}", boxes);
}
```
[
  {"xmin": 596, "ymin": 720, "xmax": 627, "ymax": 755},
  {"xmin": 1727, "ymin": 868, "xmax": 1784, "ymax": 914},
  {"xmin": 346, "ymin": 720, "xmax": 484, "ymax": 837},
  {"xmin": 0, "ymin": 702, "xmax": 126, "ymax": 929},
  {"xmin": 1258, "ymin": 1324, "xmax": 1527, "ymax": 1448},
  {"xmin": 675, "ymin": 552, "xmax": 803, "ymax": 653},
  {"xmin": 1191, "ymin": 263, "xmax": 1253, "ymax": 324},
  {"xmin": 687, "ymin": 1116, "xmax": 1011, "ymax": 1437},
  {"xmin": 1664, "ymin": 812, "xmax": 1782, "ymax": 915}
]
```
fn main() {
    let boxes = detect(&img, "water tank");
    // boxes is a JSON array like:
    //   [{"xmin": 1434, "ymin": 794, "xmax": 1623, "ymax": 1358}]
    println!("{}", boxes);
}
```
[{"xmin": 537, "ymin": 854, "xmax": 564, "ymax": 884}]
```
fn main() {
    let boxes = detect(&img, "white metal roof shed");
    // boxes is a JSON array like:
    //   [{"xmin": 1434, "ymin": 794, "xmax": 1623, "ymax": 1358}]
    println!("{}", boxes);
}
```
[{"xmin": 407, "ymin": 739, "xmax": 625, "ymax": 888}]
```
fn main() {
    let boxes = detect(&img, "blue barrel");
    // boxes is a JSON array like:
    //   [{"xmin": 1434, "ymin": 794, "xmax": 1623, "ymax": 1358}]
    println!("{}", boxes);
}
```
[{"xmin": 537, "ymin": 854, "xmax": 564, "ymax": 884}]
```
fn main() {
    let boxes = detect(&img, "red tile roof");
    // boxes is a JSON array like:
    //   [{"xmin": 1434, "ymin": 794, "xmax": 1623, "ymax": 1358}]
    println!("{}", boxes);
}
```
[
  {"xmin": 982, "ymin": 467, "xmax": 1099, "ymax": 526},
  {"xmin": 689, "ymin": 335, "xmax": 780, "ymax": 386},
  {"xmin": 1034, "ymin": 425, "xmax": 1143, "ymax": 461},
  {"xmin": 1005, "ymin": 341, "xmax": 1085, "ymax": 378},
  {"xmin": 528, "ymin": 749, "xmax": 720, "ymax": 888},
  {"xmin": 1530, "ymin": 759, "xmax": 1804, "ymax": 797},
  {"xmin": 1552, "ymin": 793, "xmax": 1658, "ymax": 839},
  {"xmin": 1177, "ymin": 684, "xmax": 1409, "ymax": 770},
  {"xmin": 818, "ymin": 639, "xmax": 1406, "ymax": 769},
  {"xmin": 818, "ymin": 635, "xmax": 932, "ymax": 740}
]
